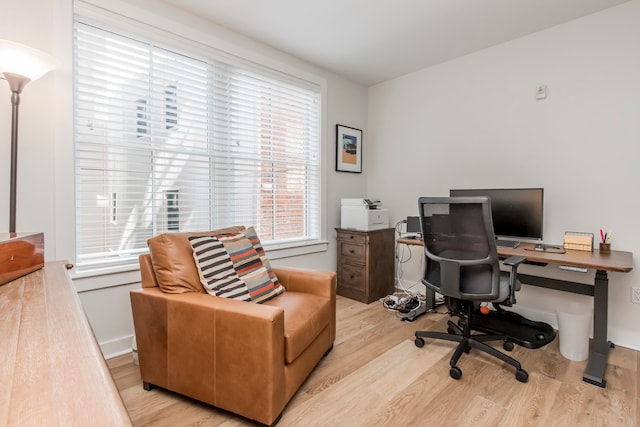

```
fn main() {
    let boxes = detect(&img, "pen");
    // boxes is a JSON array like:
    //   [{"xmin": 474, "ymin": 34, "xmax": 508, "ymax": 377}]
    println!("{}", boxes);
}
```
[
  {"xmin": 605, "ymin": 232, "xmax": 612, "ymax": 244},
  {"xmin": 600, "ymin": 229, "xmax": 605, "ymax": 243}
]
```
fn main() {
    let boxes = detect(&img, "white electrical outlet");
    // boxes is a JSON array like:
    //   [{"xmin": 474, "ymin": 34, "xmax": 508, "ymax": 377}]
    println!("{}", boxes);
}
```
[{"xmin": 631, "ymin": 287, "xmax": 640, "ymax": 304}]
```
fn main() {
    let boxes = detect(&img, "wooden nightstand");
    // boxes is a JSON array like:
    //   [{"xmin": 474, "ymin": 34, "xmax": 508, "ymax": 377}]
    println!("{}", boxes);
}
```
[{"xmin": 335, "ymin": 228, "xmax": 395, "ymax": 303}]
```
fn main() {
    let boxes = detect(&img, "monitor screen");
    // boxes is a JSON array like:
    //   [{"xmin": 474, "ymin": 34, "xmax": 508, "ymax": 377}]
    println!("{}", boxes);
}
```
[
  {"xmin": 449, "ymin": 188, "xmax": 544, "ymax": 241},
  {"xmin": 406, "ymin": 216, "xmax": 421, "ymax": 233}
]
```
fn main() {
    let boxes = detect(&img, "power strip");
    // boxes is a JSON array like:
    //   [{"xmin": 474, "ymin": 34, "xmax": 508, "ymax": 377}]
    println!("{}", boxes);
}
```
[{"xmin": 559, "ymin": 265, "xmax": 588, "ymax": 273}]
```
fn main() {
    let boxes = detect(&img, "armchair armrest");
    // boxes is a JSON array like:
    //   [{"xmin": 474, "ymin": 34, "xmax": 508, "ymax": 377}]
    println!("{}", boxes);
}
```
[
  {"xmin": 502, "ymin": 255, "xmax": 527, "ymax": 306},
  {"xmin": 139, "ymin": 254, "xmax": 159, "ymax": 288},
  {"xmin": 272, "ymin": 266, "xmax": 336, "ymax": 298},
  {"xmin": 271, "ymin": 266, "xmax": 337, "ymax": 342}
]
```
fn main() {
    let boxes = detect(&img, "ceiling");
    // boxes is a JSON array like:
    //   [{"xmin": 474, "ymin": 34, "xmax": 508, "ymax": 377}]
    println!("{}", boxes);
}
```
[{"xmin": 158, "ymin": 0, "xmax": 629, "ymax": 86}]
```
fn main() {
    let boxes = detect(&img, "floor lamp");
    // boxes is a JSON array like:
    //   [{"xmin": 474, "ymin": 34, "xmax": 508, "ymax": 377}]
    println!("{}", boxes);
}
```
[
  {"xmin": 0, "ymin": 39, "xmax": 55, "ymax": 234},
  {"xmin": 0, "ymin": 40, "xmax": 55, "ymax": 285}
]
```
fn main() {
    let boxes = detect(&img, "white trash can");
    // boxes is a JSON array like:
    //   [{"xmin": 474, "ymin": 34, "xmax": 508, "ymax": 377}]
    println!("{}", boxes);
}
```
[{"xmin": 555, "ymin": 301, "xmax": 592, "ymax": 361}]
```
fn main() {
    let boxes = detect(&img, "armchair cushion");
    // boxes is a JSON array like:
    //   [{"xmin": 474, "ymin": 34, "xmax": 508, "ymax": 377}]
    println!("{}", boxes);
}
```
[
  {"xmin": 147, "ymin": 225, "xmax": 245, "ymax": 293},
  {"xmin": 263, "ymin": 291, "xmax": 331, "ymax": 363}
]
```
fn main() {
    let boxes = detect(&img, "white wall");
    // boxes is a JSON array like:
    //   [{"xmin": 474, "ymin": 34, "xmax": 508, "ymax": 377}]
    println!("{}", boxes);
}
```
[
  {"xmin": 368, "ymin": 1, "xmax": 640, "ymax": 349},
  {"xmin": 1, "ymin": 0, "xmax": 368, "ymax": 357}
]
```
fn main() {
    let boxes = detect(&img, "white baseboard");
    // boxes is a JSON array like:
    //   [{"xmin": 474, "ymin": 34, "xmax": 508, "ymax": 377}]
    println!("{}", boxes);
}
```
[{"xmin": 100, "ymin": 334, "xmax": 134, "ymax": 359}]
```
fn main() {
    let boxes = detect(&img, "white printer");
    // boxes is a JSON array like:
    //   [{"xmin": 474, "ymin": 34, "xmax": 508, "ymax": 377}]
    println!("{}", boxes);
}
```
[{"xmin": 340, "ymin": 198, "xmax": 389, "ymax": 230}]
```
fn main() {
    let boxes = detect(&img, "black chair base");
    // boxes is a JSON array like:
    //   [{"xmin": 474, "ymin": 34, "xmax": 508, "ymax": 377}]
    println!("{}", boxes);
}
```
[{"xmin": 415, "ymin": 320, "xmax": 529, "ymax": 382}]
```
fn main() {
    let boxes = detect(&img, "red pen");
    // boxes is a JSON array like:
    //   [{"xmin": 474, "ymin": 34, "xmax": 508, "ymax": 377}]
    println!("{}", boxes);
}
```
[{"xmin": 600, "ymin": 229, "xmax": 605, "ymax": 243}]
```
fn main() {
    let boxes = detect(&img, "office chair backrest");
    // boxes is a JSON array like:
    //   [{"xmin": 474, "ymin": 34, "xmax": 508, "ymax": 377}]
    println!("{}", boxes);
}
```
[{"xmin": 418, "ymin": 196, "xmax": 501, "ymax": 301}]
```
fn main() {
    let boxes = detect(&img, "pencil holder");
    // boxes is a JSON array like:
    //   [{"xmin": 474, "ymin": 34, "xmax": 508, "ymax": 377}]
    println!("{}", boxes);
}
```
[{"xmin": 599, "ymin": 243, "xmax": 611, "ymax": 254}]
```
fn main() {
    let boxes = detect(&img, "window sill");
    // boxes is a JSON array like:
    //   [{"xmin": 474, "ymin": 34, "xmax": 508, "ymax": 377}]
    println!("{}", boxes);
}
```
[
  {"xmin": 72, "ymin": 266, "xmax": 141, "ymax": 293},
  {"xmin": 72, "ymin": 240, "xmax": 329, "ymax": 292},
  {"xmin": 264, "ymin": 240, "xmax": 328, "ymax": 260}
]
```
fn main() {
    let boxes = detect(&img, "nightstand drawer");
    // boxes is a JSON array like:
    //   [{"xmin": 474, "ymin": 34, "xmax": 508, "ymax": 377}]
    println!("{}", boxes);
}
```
[
  {"xmin": 339, "ymin": 263, "xmax": 366, "ymax": 292},
  {"xmin": 337, "ymin": 232, "xmax": 367, "ymax": 245},
  {"xmin": 340, "ymin": 242, "xmax": 366, "ymax": 261}
]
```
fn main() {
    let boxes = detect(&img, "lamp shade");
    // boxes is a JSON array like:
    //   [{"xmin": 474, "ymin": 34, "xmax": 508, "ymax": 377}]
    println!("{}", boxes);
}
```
[{"xmin": 0, "ymin": 39, "xmax": 55, "ymax": 81}]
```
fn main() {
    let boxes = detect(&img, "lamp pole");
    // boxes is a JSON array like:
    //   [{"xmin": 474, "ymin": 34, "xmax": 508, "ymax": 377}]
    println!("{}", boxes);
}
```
[{"xmin": 6, "ymin": 73, "xmax": 29, "ymax": 233}]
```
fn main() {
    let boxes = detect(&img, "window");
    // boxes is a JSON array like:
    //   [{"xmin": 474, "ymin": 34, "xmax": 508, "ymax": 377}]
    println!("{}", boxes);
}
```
[
  {"xmin": 165, "ymin": 189, "xmax": 179, "ymax": 232},
  {"xmin": 73, "ymin": 19, "xmax": 322, "ymax": 272}
]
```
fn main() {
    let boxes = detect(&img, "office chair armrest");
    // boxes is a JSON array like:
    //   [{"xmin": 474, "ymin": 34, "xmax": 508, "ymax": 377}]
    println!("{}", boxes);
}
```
[
  {"xmin": 502, "ymin": 255, "xmax": 526, "ymax": 268},
  {"xmin": 502, "ymin": 255, "xmax": 526, "ymax": 306}
]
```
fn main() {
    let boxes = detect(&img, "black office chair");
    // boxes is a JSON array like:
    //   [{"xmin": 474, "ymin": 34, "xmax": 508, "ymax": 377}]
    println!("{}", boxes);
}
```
[{"xmin": 414, "ymin": 196, "xmax": 555, "ymax": 383}]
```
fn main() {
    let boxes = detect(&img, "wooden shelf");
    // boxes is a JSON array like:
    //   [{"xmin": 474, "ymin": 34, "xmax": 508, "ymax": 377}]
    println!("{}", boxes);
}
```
[{"xmin": 0, "ymin": 261, "xmax": 131, "ymax": 425}]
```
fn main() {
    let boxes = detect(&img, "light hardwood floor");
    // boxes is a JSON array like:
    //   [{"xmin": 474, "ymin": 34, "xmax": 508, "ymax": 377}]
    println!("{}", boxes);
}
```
[{"xmin": 108, "ymin": 296, "xmax": 639, "ymax": 426}]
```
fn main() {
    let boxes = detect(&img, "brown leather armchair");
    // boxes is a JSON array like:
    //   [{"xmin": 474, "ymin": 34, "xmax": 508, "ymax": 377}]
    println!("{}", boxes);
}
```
[{"xmin": 130, "ymin": 228, "xmax": 336, "ymax": 426}]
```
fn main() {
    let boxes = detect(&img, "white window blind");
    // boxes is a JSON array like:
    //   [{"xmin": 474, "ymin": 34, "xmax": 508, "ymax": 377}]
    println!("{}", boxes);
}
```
[{"xmin": 73, "ymin": 19, "xmax": 321, "ymax": 272}]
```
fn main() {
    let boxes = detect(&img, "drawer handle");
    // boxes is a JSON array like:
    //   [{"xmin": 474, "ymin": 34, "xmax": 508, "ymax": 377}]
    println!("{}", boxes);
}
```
[
  {"xmin": 350, "ymin": 275, "xmax": 355, "ymax": 280},
  {"xmin": 349, "ymin": 250, "xmax": 355, "ymax": 254},
  {"xmin": 350, "ymin": 235, "xmax": 354, "ymax": 239}
]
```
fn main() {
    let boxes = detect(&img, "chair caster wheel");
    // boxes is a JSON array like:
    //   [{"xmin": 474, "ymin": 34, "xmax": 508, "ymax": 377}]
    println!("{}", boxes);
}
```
[
  {"xmin": 415, "ymin": 337, "xmax": 425, "ymax": 348},
  {"xmin": 450, "ymin": 366, "xmax": 462, "ymax": 380},
  {"xmin": 503, "ymin": 340, "xmax": 514, "ymax": 351},
  {"xmin": 516, "ymin": 369, "xmax": 528, "ymax": 383}
]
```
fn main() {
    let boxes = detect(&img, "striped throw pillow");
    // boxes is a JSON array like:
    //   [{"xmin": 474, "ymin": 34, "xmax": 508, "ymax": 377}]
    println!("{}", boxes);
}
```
[
  {"xmin": 189, "ymin": 232, "xmax": 283, "ymax": 304},
  {"xmin": 217, "ymin": 233, "xmax": 283, "ymax": 303},
  {"xmin": 243, "ymin": 227, "xmax": 283, "ymax": 293},
  {"xmin": 189, "ymin": 235, "xmax": 251, "ymax": 301}
]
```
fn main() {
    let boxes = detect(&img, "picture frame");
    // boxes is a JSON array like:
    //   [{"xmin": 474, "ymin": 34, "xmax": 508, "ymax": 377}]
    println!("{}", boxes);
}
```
[{"xmin": 336, "ymin": 124, "xmax": 362, "ymax": 173}]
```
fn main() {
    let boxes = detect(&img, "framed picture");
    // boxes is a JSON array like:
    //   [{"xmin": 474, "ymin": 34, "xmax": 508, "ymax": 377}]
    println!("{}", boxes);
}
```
[{"xmin": 336, "ymin": 124, "xmax": 362, "ymax": 173}]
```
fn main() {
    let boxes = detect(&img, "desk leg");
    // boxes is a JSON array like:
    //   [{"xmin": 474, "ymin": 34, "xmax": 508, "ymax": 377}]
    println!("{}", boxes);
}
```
[
  {"xmin": 583, "ymin": 269, "xmax": 611, "ymax": 388},
  {"xmin": 424, "ymin": 287, "xmax": 436, "ymax": 311}
]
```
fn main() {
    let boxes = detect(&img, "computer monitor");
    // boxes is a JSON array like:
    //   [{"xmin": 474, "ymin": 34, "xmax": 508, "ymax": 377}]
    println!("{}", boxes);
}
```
[
  {"xmin": 406, "ymin": 216, "xmax": 421, "ymax": 234},
  {"xmin": 449, "ymin": 188, "xmax": 544, "ymax": 245}
]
